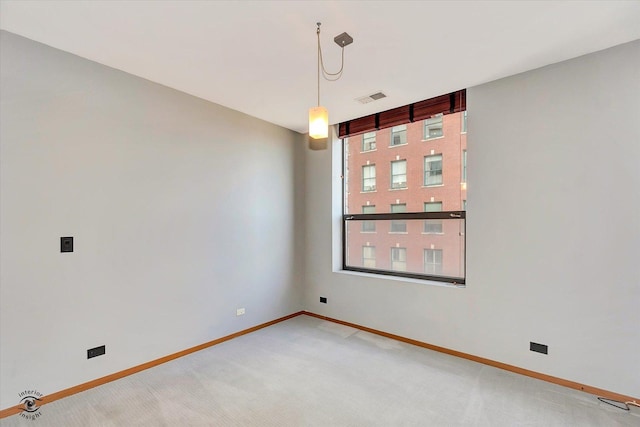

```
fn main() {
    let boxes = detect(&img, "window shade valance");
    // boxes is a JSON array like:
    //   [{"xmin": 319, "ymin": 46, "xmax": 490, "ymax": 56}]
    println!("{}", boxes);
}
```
[{"xmin": 338, "ymin": 89, "xmax": 466, "ymax": 138}]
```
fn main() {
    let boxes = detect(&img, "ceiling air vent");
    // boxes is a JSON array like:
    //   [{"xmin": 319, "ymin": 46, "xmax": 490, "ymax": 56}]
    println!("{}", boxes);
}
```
[{"xmin": 356, "ymin": 92, "xmax": 387, "ymax": 104}]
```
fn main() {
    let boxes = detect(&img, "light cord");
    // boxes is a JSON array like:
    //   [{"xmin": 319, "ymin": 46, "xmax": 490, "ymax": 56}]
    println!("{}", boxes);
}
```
[
  {"xmin": 597, "ymin": 397, "xmax": 640, "ymax": 411},
  {"xmin": 316, "ymin": 23, "xmax": 345, "ymax": 82},
  {"xmin": 317, "ymin": 24, "xmax": 320, "ymax": 106}
]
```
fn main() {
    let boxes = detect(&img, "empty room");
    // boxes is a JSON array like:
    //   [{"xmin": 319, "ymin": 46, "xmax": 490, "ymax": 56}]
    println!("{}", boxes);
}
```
[{"xmin": 1, "ymin": 1, "xmax": 639, "ymax": 426}]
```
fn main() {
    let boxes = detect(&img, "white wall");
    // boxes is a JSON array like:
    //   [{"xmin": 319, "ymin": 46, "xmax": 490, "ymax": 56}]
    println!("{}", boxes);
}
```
[
  {"xmin": 303, "ymin": 40, "xmax": 640, "ymax": 397},
  {"xmin": 0, "ymin": 31, "xmax": 305, "ymax": 408},
  {"xmin": 2, "ymin": 28, "xmax": 638, "ymax": 410}
]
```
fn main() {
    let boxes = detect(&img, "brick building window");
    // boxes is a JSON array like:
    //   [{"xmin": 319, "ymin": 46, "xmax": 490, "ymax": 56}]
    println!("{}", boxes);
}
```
[
  {"xmin": 424, "ymin": 115, "xmax": 443, "ymax": 139},
  {"xmin": 362, "ymin": 205, "xmax": 376, "ymax": 232},
  {"xmin": 424, "ymin": 202, "xmax": 443, "ymax": 234},
  {"xmin": 390, "ymin": 203, "xmax": 407, "ymax": 233},
  {"xmin": 424, "ymin": 249, "xmax": 443, "ymax": 274},
  {"xmin": 362, "ymin": 246, "xmax": 376, "ymax": 268},
  {"xmin": 461, "ymin": 111, "xmax": 468, "ymax": 133},
  {"xmin": 391, "ymin": 160, "xmax": 407, "ymax": 189},
  {"xmin": 391, "ymin": 247, "xmax": 407, "ymax": 271},
  {"xmin": 362, "ymin": 165, "xmax": 376, "ymax": 192},
  {"xmin": 362, "ymin": 132, "xmax": 376, "ymax": 152},
  {"xmin": 462, "ymin": 150, "xmax": 467, "ymax": 183},
  {"xmin": 424, "ymin": 155, "xmax": 443, "ymax": 186},
  {"xmin": 390, "ymin": 125, "xmax": 407, "ymax": 146}
]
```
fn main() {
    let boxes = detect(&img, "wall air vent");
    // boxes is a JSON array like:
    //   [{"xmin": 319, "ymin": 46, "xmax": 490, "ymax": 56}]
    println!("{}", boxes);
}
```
[{"xmin": 356, "ymin": 92, "xmax": 387, "ymax": 104}]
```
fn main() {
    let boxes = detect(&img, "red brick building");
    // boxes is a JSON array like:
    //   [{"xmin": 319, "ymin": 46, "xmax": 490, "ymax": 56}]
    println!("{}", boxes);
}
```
[{"xmin": 344, "ymin": 111, "xmax": 467, "ymax": 279}]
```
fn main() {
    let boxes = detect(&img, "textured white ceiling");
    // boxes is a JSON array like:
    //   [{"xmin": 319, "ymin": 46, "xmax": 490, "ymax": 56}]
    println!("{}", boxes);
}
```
[{"xmin": 2, "ymin": 1, "xmax": 639, "ymax": 134}]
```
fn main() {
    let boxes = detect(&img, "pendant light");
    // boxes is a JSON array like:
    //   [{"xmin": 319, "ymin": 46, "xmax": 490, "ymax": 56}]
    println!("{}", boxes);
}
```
[{"xmin": 309, "ymin": 22, "xmax": 353, "ymax": 140}]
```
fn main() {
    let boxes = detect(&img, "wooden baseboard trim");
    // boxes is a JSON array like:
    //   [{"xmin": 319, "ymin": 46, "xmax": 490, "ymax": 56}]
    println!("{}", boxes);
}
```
[
  {"xmin": 0, "ymin": 311, "xmax": 305, "ymax": 419},
  {"xmin": 303, "ymin": 311, "xmax": 639, "ymax": 404}
]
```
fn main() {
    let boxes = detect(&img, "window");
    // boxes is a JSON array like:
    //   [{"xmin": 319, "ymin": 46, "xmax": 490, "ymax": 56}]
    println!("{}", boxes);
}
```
[
  {"xmin": 391, "ymin": 247, "xmax": 407, "ymax": 271},
  {"xmin": 363, "ymin": 246, "xmax": 376, "ymax": 268},
  {"xmin": 362, "ymin": 205, "xmax": 375, "ymax": 232},
  {"xmin": 424, "ymin": 202, "xmax": 443, "ymax": 234},
  {"xmin": 462, "ymin": 150, "xmax": 467, "ymax": 183},
  {"xmin": 362, "ymin": 165, "xmax": 376, "ymax": 192},
  {"xmin": 341, "ymin": 91, "xmax": 466, "ymax": 284},
  {"xmin": 362, "ymin": 132, "xmax": 376, "ymax": 151},
  {"xmin": 424, "ymin": 155, "xmax": 443, "ymax": 186},
  {"xmin": 343, "ymin": 212, "xmax": 465, "ymax": 282},
  {"xmin": 461, "ymin": 111, "xmax": 468, "ymax": 133},
  {"xmin": 424, "ymin": 249, "xmax": 443, "ymax": 274},
  {"xmin": 424, "ymin": 115, "xmax": 443, "ymax": 139},
  {"xmin": 391, "ymin": 160, "xmax": 407, "ymax": 189},
  {"xmin": 390, "ymin": 125, "xmax": 407, "ymax": 146},
  {"xmin": 390, "ymin": 203, "xmax": 406, "ymax": 233}
]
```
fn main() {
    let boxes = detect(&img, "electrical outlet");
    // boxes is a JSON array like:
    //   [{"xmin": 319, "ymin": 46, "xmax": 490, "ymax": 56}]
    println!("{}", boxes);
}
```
[
  {"xmin": 61, "ymin": 236, "xmax": 74, "ymax": 253},
  {"xmin": 236, "ymin": 308, "xmax": 245, "ymax": 316},
  {"xmin": 320, "ymin": 297, "xmax": 327, "ymax": 303},
  {"xmin": 530, "ymin": 342, "xmax": 548, "ymax": 354},
  {"xmin": 87, "ymin": 345, "xmax": 105, "ymax": 359}
]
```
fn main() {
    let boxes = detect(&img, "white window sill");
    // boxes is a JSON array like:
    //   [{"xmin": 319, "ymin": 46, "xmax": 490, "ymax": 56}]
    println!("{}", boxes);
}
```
[
  {"xmin": 335, "ymin": 269, "xmax": 465, "ymax": 288},
  {"xmin": 422, "ymin": 136, "xmax": 445, "ymax": 142}
]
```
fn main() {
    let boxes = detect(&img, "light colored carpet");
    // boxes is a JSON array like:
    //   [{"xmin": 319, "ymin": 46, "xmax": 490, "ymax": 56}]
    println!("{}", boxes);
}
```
[{"xmin": 1, "ymin": 315, "xmax": 637, "ymax": 426}]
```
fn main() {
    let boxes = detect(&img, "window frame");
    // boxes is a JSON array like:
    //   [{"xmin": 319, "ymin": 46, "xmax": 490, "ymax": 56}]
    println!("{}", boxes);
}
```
[
  {"xmin": 424, "ymin": 154, "xmax": 443, "ymax": 186},
  {"xmin": 462, "ymin": 150, "xmax": 467, "ymax": 183},
  {"xmin": 362, "ymin": 246, "xmax": 376, "ymax": 268},
  {"xmin": 362, "ymin": 164, "xmax": 376, "ymax": 192},
  {"xmin": 390, "ymin": 159, "xmax": 407, "ymax": 189},
  {"xmin": 423, "ymin": 202, "xmax": 443, "ymax": 234},
  {"xmin": 424, "ymin": 248, "xmax": 443, "ymax": 274},
  {"xmin": 423, "ymin": 115, "xmax": 444, "ymax": 140},
  {"xmin": 390, "ymin": 203, "xmax": 407, "ymax": 233},
  {"xmin": 361, "ymin": 205, "xmax": 376, "ymax": 232},
  {"xmin": 390, "ymin": 125, "xmax": 408, "ymax": 146},
  {"xmin": 461, "ymin": 110, "xmax": 468, "ymax": 134},
  {"xmin": 362, "ymin": 132, "xmax": 376, "ymax": 152},
  {"xmin": 340, "ymin": 90, "xmax": 466, "ymax": 286},
  {"xmin": 390, "ymin": 247, "xmax": 408, "ymax": 272},
  {"xmin": 342, "ymin": 211, "xmax": 466, "ymax": 285}
]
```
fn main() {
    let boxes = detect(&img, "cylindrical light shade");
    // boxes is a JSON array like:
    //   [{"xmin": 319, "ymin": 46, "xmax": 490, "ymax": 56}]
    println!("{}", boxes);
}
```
[{"xmin": 309, "ymin": 106, "xmax": 329, "ymax": 139}]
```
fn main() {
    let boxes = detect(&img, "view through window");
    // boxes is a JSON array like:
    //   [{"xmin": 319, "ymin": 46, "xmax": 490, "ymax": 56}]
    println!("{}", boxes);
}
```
[{"xmin": 342, "ymin": 100, "xmax": 466, "ymax": 284}]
